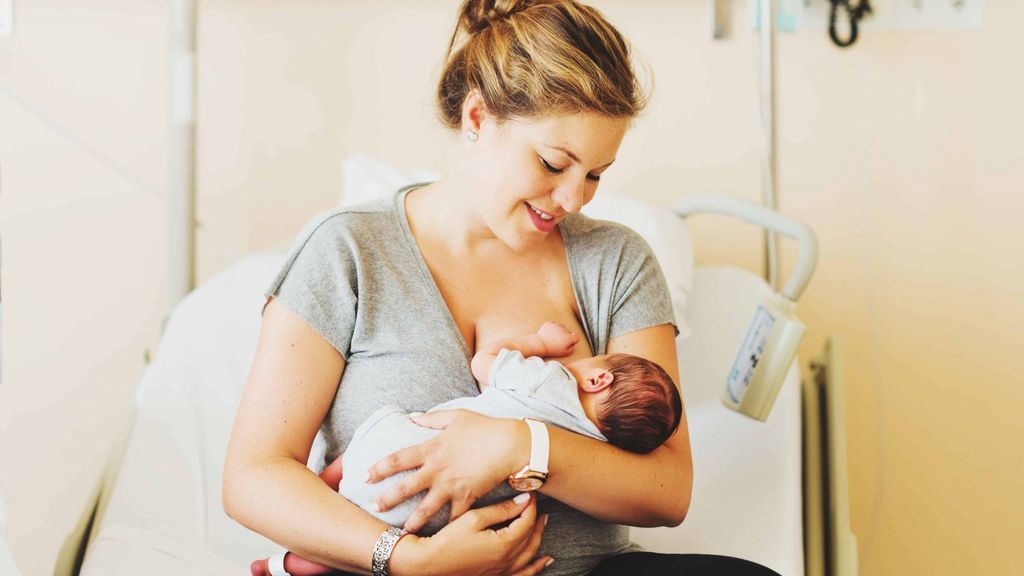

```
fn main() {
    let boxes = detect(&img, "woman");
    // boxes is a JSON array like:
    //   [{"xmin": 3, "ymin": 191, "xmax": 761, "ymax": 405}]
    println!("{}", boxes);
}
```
[{"xmin": 224, "ymin": 1, "xmax": 779, "ymax": 575}]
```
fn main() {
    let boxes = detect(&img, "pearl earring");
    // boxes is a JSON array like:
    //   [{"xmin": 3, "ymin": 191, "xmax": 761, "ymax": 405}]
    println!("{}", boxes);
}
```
[{"xmin": 465, "ymin": 131, "xmax": 479, "ymax": 142}]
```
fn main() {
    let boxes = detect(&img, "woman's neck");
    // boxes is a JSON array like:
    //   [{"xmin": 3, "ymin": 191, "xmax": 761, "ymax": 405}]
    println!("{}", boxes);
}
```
[{"xmin": 405, "ymin": 175, "xmax": 502, "ymax": 257}]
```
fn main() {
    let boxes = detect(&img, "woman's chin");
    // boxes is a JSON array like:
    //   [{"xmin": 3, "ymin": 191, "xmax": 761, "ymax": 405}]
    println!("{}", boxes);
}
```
[{"xmin": 501, "ymin": 229, "xmax": 549, "ymax": 253}]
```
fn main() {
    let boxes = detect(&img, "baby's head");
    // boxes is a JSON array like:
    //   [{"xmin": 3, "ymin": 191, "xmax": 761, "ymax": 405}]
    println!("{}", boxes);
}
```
[{"xmin": 566, "ymin": 353, "xmax": 682, "ymax": 454}]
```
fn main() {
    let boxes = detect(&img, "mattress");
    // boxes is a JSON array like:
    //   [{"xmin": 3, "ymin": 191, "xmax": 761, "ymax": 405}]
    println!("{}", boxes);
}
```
[
  {"xmin": 629, "ymin": 266, "xmax": 804, "ymax": 576},
  {"xmin": 80, "ymin": 255, "xmax": 803, "ymax": 575}
]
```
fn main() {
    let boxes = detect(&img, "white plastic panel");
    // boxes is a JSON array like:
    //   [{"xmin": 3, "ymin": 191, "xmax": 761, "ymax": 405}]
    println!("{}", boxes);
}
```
[{"xmin": 0, "ymin": 0, "xmax": 12, "ymax": 38}]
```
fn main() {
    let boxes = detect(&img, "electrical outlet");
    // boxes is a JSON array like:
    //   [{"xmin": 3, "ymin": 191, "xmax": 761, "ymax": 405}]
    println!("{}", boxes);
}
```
[
  {"xmin": 888, "ymin": 0, "xmax": 984, "ymax": 29},
  {"xmin": 0, "ymin": 0, "xmax": 11, "ymax": 39},
  {"xmin": 794, "ymin": 0, "xmax": 984, "ymax": 32}
]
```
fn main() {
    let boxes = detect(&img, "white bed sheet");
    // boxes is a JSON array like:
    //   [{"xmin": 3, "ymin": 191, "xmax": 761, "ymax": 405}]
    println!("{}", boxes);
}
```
[
  {"xmin": 81, "ymin": 255, "xmax": 803, "ymax": 575},
  {"xmin": 629, "ymin": 267, "xmax": 804, "ymax": 576}
]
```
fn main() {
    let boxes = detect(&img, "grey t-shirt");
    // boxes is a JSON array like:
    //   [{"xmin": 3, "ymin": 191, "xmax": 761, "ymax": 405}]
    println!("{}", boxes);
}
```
[{"xmin": 264, "ymin": 184, "xmax": 676, "ymax": 576}]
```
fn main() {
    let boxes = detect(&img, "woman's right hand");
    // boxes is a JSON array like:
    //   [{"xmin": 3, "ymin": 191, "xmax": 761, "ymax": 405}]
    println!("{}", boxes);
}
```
[{"xmin": 389, "ymin": 493, "xmax": 553, "ymax": 576}]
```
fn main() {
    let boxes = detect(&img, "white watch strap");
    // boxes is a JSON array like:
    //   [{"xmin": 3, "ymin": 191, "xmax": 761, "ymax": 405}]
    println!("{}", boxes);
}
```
[{"xmin": 525, "ymin": 418, "xmax": 549, "ymax": 474}]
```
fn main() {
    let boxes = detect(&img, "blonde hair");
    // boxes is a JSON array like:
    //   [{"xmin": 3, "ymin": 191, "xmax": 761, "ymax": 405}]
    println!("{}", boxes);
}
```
[{"xmin": 437, "ymin": 0, "xmax": 648, "ymax": 129}]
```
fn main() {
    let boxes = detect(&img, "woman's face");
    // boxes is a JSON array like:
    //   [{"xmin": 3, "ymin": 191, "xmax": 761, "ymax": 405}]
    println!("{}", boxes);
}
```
[{"xmin": 466, "ymin": 109, "xmax": 629, "ymax": 252}]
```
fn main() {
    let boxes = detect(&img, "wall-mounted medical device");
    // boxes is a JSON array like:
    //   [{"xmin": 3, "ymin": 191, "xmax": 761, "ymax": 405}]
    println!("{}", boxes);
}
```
[{"xmin": 675, "ymin": 193, "xmax": 819, "ymax": 422}]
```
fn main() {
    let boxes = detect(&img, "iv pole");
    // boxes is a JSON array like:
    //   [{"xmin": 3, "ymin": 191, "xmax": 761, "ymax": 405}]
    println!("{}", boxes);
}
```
[
  {"xmin": 759, "ymin": 0, "xmax": 780, "ymax": 290},
  {"xmin": 169, "ymin": 0, "xmax": 197, "ymax": 310}
]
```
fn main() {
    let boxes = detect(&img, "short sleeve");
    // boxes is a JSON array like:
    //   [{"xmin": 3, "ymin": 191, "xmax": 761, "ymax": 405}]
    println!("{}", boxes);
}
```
[
  {"xmin": 608, "ymin": 230, "xmax": 679, "ymax": 340},
  {"xmin": 489, "ymin": 349, "xmax": 546, "ymax": 394},
  {"xmin": 264, "ymin": 210, "xmax": 358, "ymax": 357}
]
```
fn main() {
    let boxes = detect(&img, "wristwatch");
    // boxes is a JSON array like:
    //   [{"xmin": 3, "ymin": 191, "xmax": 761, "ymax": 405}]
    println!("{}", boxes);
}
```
[{"xmin": 508, "ymin": 418, "xmax": 549, "ymax": 491}]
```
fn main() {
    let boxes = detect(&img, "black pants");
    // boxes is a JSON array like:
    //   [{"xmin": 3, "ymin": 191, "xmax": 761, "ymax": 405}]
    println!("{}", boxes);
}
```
[
  {"xmin": 585, "ymin": 552, "xmax": 781, "ymax": 575},
  {"xmin": 336, "ymin": 553, "xmax": 780, "ymax": 575}
]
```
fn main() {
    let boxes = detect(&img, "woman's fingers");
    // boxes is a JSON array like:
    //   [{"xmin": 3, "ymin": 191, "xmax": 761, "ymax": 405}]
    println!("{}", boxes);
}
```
[
  {"xmin": 448, "ymin": 493, "xmax": 475, "ymax": 524},
  {"xmin": 367, "ymin": 443, "xmax": 427, "ymax": 484},
  {"xmin": 374, "ymin": 469, "xmax": 432, "ymax": 513},
  {"xmin": 506, "ymin": 513, "xmax": 548, "ymax": 572},
  {"xmin": 402, "ymin": 486, "xmax": 450, "ymax": 533},
  {"xmin": 501, "ymin": 503, "xmax": 549, "ymax": 575},
  {"xmin": 469, "ymin": 492, "xmax": 535, "ymax": 532},
  {"xmin": 509, "ymin": 556, "xmax": 555, "ymax": 576},
  {"xmin": 408, "ymin": 409, "xmax": 459, "ymax": 430}
]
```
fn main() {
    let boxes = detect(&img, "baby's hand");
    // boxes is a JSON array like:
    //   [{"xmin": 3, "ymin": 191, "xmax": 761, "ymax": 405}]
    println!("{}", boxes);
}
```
[{"xmin": 537, "ymin": 321, "xmax": 579, "ymax": 357}]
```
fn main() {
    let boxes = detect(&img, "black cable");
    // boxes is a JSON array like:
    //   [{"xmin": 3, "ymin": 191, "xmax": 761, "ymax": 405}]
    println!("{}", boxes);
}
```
[{"xmin": 829, "ymin": 0, "xmax": 872, "ymax": 48}]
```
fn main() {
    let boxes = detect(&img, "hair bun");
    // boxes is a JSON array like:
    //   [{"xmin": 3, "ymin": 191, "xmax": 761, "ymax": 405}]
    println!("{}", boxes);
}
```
[
  {"xmin": 437, "ymin": 0, "xmax": 646, "ymax": 129},
  {"xmin": 461, "ymin": 0, "xmax": 533, "ymax": 34}
]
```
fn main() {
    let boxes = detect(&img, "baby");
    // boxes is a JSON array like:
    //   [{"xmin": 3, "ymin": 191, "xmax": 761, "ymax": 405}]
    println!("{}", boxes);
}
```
[{"xmin": 251, "ymin": 322, "xmax": 681, "ymax": 576}]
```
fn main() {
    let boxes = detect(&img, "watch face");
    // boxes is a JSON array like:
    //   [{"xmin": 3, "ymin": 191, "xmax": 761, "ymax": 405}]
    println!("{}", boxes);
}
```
[{"xmin": 509, "ymin": 476, "xmax": 544, "ymax": 492}]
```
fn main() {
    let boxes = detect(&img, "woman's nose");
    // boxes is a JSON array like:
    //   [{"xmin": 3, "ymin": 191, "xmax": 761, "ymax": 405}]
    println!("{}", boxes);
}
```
[{"xmin": 553, "ymin": 180, "xmax": 586, "ymax": 214}]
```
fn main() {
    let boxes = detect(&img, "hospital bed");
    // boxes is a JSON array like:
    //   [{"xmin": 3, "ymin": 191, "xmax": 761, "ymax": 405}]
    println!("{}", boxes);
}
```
[{"xmin": 56, "ymin": 161, "xmax": 854, "ymax": 576}]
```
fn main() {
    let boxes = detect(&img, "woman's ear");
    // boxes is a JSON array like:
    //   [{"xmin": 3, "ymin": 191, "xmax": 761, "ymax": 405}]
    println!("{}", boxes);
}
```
[
  {"xmin": 585, "ymin": 371, "xmax": 614, "ymax": 393},
  {"xmin": 460, "ymin": 89, "xmax": 491, "ymax": 137}
]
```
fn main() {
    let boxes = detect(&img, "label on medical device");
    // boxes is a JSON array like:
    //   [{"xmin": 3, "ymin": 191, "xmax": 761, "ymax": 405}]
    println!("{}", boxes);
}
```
[{"xmin": 727, "ymin": 305, "xmax": 776, "ymax": 403}]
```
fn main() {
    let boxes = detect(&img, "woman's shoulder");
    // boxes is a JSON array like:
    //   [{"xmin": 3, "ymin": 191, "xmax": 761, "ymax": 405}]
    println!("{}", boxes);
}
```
[
  {"xmin": 289, "ymin": 194, "xmax": 401, "ymax": 249},
  {"xmin": 560, "ymin": 213, "xmax": 653, "ymax": 259},
  {"xmin": 304, "ymin": 195, "xmax": 395, "ymax": 229}
]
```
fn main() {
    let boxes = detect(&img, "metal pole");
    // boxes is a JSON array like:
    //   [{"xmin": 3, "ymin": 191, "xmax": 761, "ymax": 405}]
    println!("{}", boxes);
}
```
[
  {"xmin": 759, "ymin": 0, "xmax": 780, "ymax": 290},
  {"xmin": 169, "ymin": 0, "xmax": 197, "ymax": 309}
]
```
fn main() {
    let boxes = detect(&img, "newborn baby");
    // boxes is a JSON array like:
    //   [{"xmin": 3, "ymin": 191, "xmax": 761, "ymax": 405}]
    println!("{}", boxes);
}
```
[
  {"xmin": 250, "ymin": 322, "xmax": 681, "ymax": 576},
  {"xmin": 341, "ymin": 322, "xmax": 682, "ymax": 535}
]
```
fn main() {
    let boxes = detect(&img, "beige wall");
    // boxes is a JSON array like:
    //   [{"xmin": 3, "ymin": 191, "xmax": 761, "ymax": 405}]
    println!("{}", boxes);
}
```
[
  {"xmin": 1, "ymin": 0, "xmax": 1021, "ymax": 574},
  {"xmin": 0, "ymin": 2, "xmax": 168, "ymax": 575}
]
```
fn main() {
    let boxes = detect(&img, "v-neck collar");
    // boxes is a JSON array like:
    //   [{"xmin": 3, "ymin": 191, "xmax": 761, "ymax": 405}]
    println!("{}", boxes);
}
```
[
  {"xmin": 392, "ymin": 183, "xmax": 597, "ymax": 367},
  {"xmin": 394, "ymin": 183, "xmax": 474, "ymax": 366}
]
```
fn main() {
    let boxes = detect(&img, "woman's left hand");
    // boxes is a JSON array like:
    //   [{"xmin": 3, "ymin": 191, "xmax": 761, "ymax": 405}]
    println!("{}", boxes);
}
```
[{"xmin": 366, "ymin": 409, "xmax": 529, "ymax": 534}]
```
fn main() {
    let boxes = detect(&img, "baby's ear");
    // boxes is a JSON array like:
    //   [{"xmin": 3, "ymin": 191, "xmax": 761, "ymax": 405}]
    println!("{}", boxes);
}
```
[{"xmin": 586, "ymin": 370, "xmax": 614, "ymax": 392}]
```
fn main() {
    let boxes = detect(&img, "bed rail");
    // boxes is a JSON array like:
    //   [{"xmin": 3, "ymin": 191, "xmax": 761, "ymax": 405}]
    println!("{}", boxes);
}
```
[
  {"xmin": 674, "ymin": 193, "xmax": 818, "ymax": 301},
  {"xmin": 803, "ymin": 336, "xmax": 859, "ymax": 576},
  {"xmin": 53, "ymin": 415, "xmax": 135, "ymax": 576}
]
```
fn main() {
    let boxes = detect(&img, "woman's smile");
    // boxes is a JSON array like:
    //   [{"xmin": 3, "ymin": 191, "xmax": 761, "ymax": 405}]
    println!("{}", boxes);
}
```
[{"xmin": 525, "ymin": 201, "xmax": 559, "ymax": 232}]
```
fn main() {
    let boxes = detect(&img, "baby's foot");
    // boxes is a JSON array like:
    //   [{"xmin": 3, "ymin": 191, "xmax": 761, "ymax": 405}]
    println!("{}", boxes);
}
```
[
  {"xmin": 251, "ymin": 558, "xmax": 269, "ymax": 576},
  {"xmin": 537, "ymin": 321, "xmax": 579, "ymax": 357},
  {"xmin": 250, "ymin": 552, "xmax": 335, "ymax": 576}
]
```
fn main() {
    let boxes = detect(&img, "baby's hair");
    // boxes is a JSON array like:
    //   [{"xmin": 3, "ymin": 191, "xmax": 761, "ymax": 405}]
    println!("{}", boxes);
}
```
[
  {"xmin": 596, "ymin": 354, "xmax": 682, "ymax": 454},
  {"xmin": 436, "ymin": 0, "xmax": 649, "ymax": 129}
]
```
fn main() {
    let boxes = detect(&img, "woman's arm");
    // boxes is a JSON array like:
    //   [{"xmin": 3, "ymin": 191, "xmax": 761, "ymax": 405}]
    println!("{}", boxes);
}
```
[
  {"xmin": 542, "ymin": 322, "xmax": 691, "ymax": 526},
  {"xmin": 224, "ymin": 299, "xmax": 552, "ymax": 576},
  {"xmin": 371, "ymin": 322, "xmax": 692, "ymax": 532},
  {"xmin": 223, "ymin": 298, "xmax": 391, "ymax": 574}
]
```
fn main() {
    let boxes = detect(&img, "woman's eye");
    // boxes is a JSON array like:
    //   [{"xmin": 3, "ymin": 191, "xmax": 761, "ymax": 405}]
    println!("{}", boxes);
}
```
[
  {"xmin": 540, "ymin": 157, "xmax": 564, "ymax": 174},
  {"xmin": 540, "ymin": 156, "xmax": 601, "ymax": 182}
]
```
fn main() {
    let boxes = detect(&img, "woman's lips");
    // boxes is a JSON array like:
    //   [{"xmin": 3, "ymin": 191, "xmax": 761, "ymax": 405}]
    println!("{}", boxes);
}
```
[{"xmin": 526, "ymin": 202, "xmax": 558, "ymax": 232}]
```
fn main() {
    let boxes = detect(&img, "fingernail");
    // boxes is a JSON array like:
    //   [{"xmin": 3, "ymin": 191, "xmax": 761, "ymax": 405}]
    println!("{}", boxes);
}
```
[
  {"xmin": 545, "ymin": 558, "xmax": 555, "ymax": 568},
  {"xmin": 371, "ymin": 501, "xmax": 381, "ymax": 513},
  {"xmin": 543, "ymin": 514, "xmax": 549, "ymax": 526},
  {"xmin": 364, "ymin": 471, "xmax": 373, "ymax": 483},
  {"xmin": 513, "ymin": 492, "xmax": 530, "ymax": 505},
  {"xmin": 409, "ymin": 412, "xmax": 425, "ymax": 418}
]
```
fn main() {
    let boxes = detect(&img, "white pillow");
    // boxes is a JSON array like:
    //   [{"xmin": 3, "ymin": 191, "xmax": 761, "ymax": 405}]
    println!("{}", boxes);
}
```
[
  {"xmin": 340, "ymin": 155, "xmax": 693, "ymax": 337},
  {"xmin": 581, "ymin": 192, "xmax": 694, "ymax": 338},
  {"xmin": 340, "ymin": 154, "xmax": 439, "ymax": 207}
]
